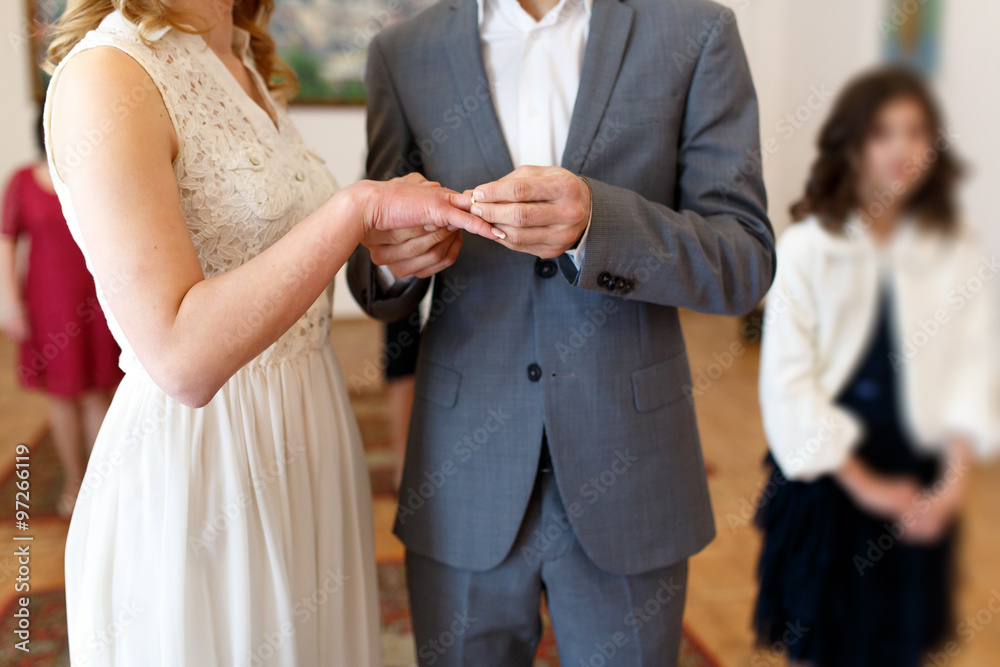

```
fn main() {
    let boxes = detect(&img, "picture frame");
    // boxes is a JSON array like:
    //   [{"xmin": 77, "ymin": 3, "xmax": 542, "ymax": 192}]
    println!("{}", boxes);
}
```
[
  {"xmin": 23, "ymin": 0, "xmax": 437, "ymax": 106},
  {"xmin": 881, "ymin": 0, "xmax": 942, "ymax": 76},
  {"xmin": 270, "ymin": 0, "xmax": 438, "ymax": 106},
  {"xmin": 25, "ymin": 0, "xmax": 66, "ymax": 103}
]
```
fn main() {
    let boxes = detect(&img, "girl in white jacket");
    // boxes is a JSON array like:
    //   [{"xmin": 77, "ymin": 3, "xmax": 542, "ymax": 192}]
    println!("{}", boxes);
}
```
[{"xmin": 754, "ymin": 67, "xmax": 997, "ymax": 667}]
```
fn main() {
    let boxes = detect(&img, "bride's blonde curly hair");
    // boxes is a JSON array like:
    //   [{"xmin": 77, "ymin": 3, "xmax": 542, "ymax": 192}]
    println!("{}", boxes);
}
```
[{"xmin": 44, "ymin": 0, "xmax": 298, "ymax": 99}]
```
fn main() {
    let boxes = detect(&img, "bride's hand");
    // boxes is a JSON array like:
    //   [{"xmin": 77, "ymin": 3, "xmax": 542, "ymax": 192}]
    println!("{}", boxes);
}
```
[
  {"xmin": 357, "ymin": 173, "xmax": 465, "ymax": 278},
  {"xmin": 347, "ymin": 176, "xmax": 503, "ymax": 241}
]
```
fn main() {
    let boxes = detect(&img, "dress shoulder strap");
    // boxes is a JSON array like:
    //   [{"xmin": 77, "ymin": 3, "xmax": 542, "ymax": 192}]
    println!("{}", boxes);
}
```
[{"xmin": 42, "ymin": 12, "xmax": 190, "ymax": 184}]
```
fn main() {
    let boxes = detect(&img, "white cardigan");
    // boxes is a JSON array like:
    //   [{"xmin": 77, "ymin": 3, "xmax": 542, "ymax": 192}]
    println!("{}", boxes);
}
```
[{"xmin": 759, "ymin": 216, "xmax": 999, "ymax": 481}]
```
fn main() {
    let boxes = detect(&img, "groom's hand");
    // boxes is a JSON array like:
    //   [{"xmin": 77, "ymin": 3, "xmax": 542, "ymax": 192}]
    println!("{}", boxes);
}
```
[{"xmin": 469, "ymin": 166, "xmax": 592, "ymax": 259}]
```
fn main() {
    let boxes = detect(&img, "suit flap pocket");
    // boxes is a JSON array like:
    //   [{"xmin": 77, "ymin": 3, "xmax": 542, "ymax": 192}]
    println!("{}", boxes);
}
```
[
  {"xmin": 415, "ymin": 358, "xmax": 462, "ymax": 408},
  {"xmin": 630, "ymin": 353, "xmax": 690, "ymax": 413}
]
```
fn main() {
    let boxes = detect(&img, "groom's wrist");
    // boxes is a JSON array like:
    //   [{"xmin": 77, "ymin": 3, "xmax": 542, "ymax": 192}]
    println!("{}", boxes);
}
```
[{"xmin": 374, "ymin": 265, "xmax": 417, "ymax": 297}]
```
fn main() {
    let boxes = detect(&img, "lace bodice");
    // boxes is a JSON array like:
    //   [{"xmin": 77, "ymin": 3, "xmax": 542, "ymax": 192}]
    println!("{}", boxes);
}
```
[{"xmin": 44, "ymin": 12, "xmax": 339, "ymax": 374}]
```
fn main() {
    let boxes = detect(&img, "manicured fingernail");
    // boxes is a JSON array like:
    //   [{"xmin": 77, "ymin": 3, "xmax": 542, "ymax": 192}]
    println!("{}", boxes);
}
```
[
  {"xmin": 491, "ymin": 227, "xmax": 506, "ymax": 240},
  {"xmin": 474, "ymin": 190, "xmax": 486, "ymax": 201},
  {"xmin": 447, "ymin": 225, "xmax": 457, "ymax": 232},
  {"xmin": 424, "ymin": 225, "xmax": 437, "ymax": 232},
  {"xmin": 472, "ymin": 206, "xmax": 483, "ymax": 217}
]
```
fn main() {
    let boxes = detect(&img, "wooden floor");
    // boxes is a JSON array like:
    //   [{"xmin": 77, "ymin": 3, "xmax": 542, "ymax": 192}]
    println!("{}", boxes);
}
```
[{"xmin": 0, "ymin": 312, "xmax": 997, "ymax": 665}]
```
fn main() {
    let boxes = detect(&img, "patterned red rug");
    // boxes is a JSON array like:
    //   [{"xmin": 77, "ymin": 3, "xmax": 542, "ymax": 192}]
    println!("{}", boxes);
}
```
[
  {"xmin": 0, "ymin": 390, "xmax": 721, "ymax": 666},
  {"xmin": 0, "ymin": 562, "xmax": 719, "ymax": 666}
]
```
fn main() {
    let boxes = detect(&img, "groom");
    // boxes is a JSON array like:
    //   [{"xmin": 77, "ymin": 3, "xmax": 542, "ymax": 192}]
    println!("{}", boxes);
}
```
[{"xmin": 348, "ymin": 0, "xmax": 775, "ymax": 663}]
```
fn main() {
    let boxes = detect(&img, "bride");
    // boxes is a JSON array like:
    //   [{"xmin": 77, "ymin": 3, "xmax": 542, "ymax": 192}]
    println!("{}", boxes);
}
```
[{"xmin": 43, "ymin": 0, "xmax": 496, "ymax": 664}]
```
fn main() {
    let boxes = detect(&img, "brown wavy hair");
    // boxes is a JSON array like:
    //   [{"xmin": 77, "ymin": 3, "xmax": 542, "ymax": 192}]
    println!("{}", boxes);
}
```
[
  {"xmin": 43, "ymin": 0, "xmax": 298, "ymax": 99},
  {"xmin": 791, "ymin": 67, "xmax": 962, "ymax": 234}
]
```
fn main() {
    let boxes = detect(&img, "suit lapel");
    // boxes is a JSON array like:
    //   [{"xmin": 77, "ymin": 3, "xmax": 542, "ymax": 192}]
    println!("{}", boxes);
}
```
[
  {"xmin": 445, "ymin": 0, "xmax": 515, "ymax": 181},
  {"xmin": 561, "ymin": 0, "xmax": 634, "ymax": 173}
]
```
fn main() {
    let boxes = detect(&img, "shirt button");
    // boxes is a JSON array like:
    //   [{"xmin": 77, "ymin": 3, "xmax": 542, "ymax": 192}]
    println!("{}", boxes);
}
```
[
  {"xmin": 528, "ymin": 104, "xmax": 539, "ymax": 117},
  {"xmin": 527, "ymin": 363, "xmax": 542, "ymax": 382},
  {"xmin": 535, "ymin": 259, "xmax": 558, "ymax": 278},
  {"xmin": 249, "ymin": 156, "xmax": 261, "ymax": 166},
  {"xmin": 295, "ymin": 171, "xmax": 306, "ymax": 181}
]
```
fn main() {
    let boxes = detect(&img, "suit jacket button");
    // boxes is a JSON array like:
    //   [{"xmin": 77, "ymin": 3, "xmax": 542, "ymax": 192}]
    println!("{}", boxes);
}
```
[
  {"xmin": 535, "ymin": 259, "xmax": 558, "ymax": 279},
  {"xmin": 598, "ymin": 271, "xmax": 614, "ymax": 289},
  {"xmin": 619, "ymin": 279, "xmax": 635, "ymax": 294},
  {"xmin": 527, "ymin": 363, "xmax": 542, "ymax": 382}
]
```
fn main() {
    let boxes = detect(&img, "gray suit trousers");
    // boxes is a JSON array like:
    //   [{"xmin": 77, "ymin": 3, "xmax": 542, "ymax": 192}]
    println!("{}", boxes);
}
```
[{"xmin": 406, "ymin": 455, "xmax": 689, "ymax": 667}]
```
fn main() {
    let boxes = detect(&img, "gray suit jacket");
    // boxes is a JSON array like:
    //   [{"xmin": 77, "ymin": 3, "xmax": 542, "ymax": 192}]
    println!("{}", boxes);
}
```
[{"xmin": 348, "ymin": 0, "xmax": 775, "ymax": 575}]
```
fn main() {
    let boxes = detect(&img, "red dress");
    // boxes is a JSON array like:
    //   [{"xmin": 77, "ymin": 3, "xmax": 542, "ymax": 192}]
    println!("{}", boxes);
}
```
[{"xmin": 1, "ymin": 166, "xmax": 123, "ymax": 397}]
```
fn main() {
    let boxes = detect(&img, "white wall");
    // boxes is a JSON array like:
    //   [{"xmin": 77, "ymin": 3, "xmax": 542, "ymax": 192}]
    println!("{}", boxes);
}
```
[
  {"xmin": 286, "ymin": 107, "xmax": 367, "ymax": 317},
  {"xmin": 728, "ymin": 0, "xmax": 997, "ymax": 248},
  {"xmin": 1, "ymin": 1, "xmax": 40, "ymax": 183},
  {"xmin": 1, "ymin": 2, "xmax": 995, "ymax": 317},
  {"xmin": 728, "ymin": 0, "xmax": 882, "ymax": 234},
  {"xmin": 937, "ymin": 0, "xmax": 1000, "ymax": 250}
]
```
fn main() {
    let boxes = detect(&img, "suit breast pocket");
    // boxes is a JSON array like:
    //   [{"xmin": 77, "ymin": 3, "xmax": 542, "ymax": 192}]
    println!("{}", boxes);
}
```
[
  {"xmin": 602, "ymin": 92, "xmax": 683, "ymax": 130},
  {"xmin": 578, "ymin": 94, "xmax": 683, "ymax": 175}
]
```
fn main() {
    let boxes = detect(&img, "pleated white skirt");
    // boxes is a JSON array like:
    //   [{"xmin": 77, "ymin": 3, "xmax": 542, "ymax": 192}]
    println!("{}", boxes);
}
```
[{"xmin": 64, "ymin": 344, "xmax": 380, "ymax": 666}]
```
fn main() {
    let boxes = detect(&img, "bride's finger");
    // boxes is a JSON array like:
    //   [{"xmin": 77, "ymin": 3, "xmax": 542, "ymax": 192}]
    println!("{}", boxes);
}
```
[
  {"xmin": 436, "ymin": 192, "xmax": 505, "ymax": 240},
  {"xmin": 434, "ymin": 201, "xmax": 506, "ymax": 241},
  {"xmin": 442, "ymin": 208, "xmax": 505, "ymax": 241},
  {"xmin": 444, "ymin": 189, "xmax": 474, "ymax": 212}
]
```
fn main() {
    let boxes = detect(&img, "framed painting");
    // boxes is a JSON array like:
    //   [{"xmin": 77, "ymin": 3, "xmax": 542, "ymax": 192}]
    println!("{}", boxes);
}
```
[
  {"xmin": 25, "ymin": 0, "xmax": 66, "ymax": 103},
  {"xmin": 271, "ymin": 0, "xmax": 438, "ymax": 105},
  {"xmin": 23, "ymin": 0, "xmax": 434, "ymax": 105},
  {"xmin": 880, "ymin": 0, "xmax": 943, "ymax": 76}
]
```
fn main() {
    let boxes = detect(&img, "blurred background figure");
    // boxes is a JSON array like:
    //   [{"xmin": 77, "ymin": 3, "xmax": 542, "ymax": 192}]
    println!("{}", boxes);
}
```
[
  {"xmin": 0, "ymin": 111, "xmax": 122, "ymax": 518},
  {"xmin": 754, "ymin": 67, "xmax": 998, "ymax": 666}
]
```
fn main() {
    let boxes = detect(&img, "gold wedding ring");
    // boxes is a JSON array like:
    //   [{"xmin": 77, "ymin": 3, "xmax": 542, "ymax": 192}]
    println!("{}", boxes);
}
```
[{"xmin": 470, "ymin": 194, "xmax": 477, "ymax": 210}]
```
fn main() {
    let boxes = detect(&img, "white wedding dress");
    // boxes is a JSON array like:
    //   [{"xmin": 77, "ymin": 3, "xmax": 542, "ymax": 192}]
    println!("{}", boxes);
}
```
[{"xmin": 44, "ymin": 11, "xmax": 380, "ymax": 666}]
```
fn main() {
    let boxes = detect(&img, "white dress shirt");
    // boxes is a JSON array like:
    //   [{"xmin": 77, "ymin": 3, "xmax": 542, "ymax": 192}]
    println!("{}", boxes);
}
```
[
  {"xmin": 377, "ymin": 0, "xmax": 592, "ymax": 289},
  {"xmin": 479, "ymin": 0, "xmax": 592, "ymax": 266},
  {"xmin": 479, "ymin": 0, "xmax": 590, "ymax": 169}
]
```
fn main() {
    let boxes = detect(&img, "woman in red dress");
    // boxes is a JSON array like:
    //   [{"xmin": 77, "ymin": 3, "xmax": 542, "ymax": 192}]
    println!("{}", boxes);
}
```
[{"xmin": 0, "ymin": 114, "xmax": 122, "ymax": 517}]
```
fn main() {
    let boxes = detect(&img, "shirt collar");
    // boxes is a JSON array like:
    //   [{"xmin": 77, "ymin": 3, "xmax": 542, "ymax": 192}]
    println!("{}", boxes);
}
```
[
  {"xmin": 232, "ymin": 26, "xmax": 253, "ymax": 61},
  {"xmin": 476, "ymin": 0, "xmax": 594, "ymax": 28}
]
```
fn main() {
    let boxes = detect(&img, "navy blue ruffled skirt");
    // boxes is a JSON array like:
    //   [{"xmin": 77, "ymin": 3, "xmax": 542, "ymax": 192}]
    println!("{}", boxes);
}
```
[{"xmin": 754, "ymin": 297, "xmax": 956, "ymax": 666}]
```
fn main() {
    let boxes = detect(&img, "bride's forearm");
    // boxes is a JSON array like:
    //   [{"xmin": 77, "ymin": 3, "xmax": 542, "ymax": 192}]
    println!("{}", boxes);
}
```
[{"xmin": 153, "ymin": 183, "xmax": 371, "ymax": 406}]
